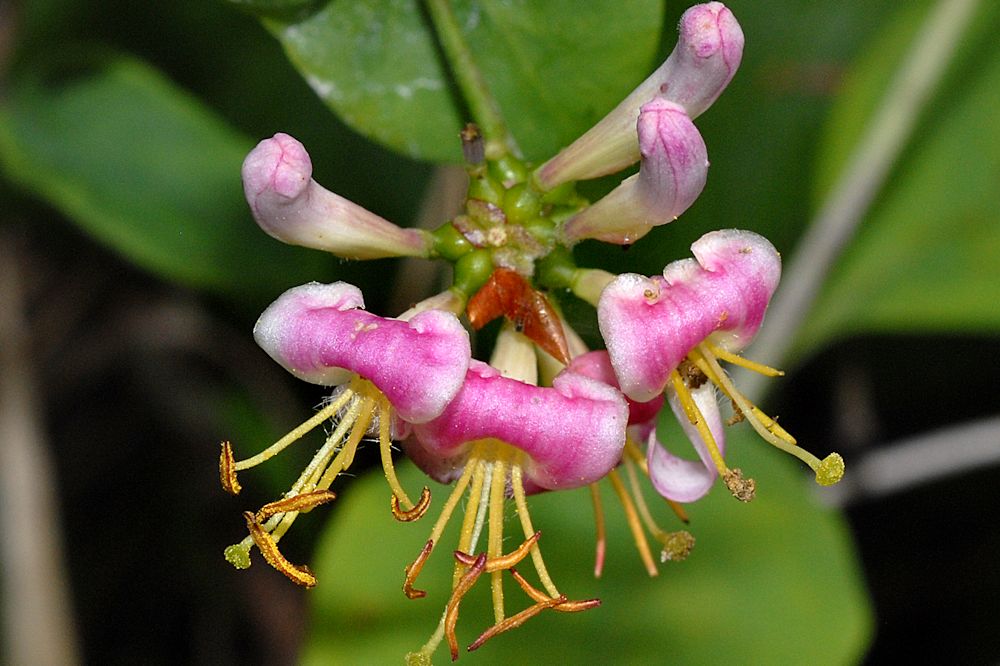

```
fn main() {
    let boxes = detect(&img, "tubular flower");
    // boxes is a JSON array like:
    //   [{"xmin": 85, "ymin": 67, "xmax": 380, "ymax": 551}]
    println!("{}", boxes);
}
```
[
  {"xmin": 598, "ymin": 229, "xmax": 845, "ymax": 501},
  {"xmin": 242, "ymin": 133, "xmax": 434, "ymax": 260},
  {"xmin": 559, "ymin": 98, "xmax": 709, "ymax": 246},
  {"xmin": 220, "ymin": 281, "xmax": 470, "ymax": 586},
  {"xmin": 535, "ymin": 1, "xmax": 743, "ymax": 189},
  {"xmin": 401, "ymin": 326, "xmax": 627, "ymax": 661}
]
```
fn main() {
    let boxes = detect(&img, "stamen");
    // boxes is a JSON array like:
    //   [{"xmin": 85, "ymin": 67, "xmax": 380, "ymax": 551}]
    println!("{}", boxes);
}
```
[
  {"xmin": 705, "ymin": 341, "xmax": 784, "ymax": 377},
  {"xmin": 314, "ymin": 394, "xmax": 375, "ymax": 490},
  {"xmin": 404, "ymin": 540, "xmax": 435, "ymax": 599},
  {"xmin": 692, "ymin": 343, "xmax": 844, "ymax": 486},
  {"xmin": 378, "ymin": 395, "xmax": 420, "ymax": 511},
  {"xmin": 233, "ymin": 388, "xmax": 354, "ymax": 471},
  {"xmin": 622, "ymin": 456, "xmax": 695, "ymax": 562},
  {"xmin": 669, "ymin": 369, "xmax": 730, "ymax": 478},
  {"xmin": 219, "ymin": 441, "xmax": 241, "ymax": 495},
  {"xmin": 243, "ymin": 512, "xmax": 317, "ymax": 588},
  {"xmin": 607, "ymin": 468, "xmax": 658, "ymax": 577},
  {"xmin": 510, "ymin": 464, "xmax": 560, "ymax": 598},
  {"xmin": 454, "ymin": 460, "xmax": 487, "ymax": 587},
  {"xmin": 589, "ymin": 483, "xmax": 607, "ymax": 578},
  {"xmin": 255, "ymin": 489, "xmax": 337, "ymax": 523},
  {"xmin": 445, "ymin": 553, "xmax": 487, "ymax": 661},
  {"xmin": 467, "ymin": 595, "xmax": 566, "ymax": 653},
  {"xmin": 723, "ymin": 468, "xmax": 756, "ymax": 502},
  {"xmin": 508, "ymin": 568, "xmax": 601, "ymax": 612},
  {"xmin": 487, "ymin": 457, "xmax": 508, "ymax": 623},
  {"xmin": 392, "ymin": 486, "xmax": 433, "ymax": 522},
  {"xmin": 453, "ymin": 531, "xmax": 541, "ymax": 572}
]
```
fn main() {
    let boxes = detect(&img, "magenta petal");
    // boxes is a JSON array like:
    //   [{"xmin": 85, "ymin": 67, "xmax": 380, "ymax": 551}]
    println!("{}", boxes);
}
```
[
  {"xmin": 242, "ymin": 133, "xmax": 431, "ymax": 259},
  {"xmin": 565, "ymin": 350, "xmax": 663, "ymax": 426},
  {"xmin": 647, "ymin": 383, "xmax": 724, "ymax": 502},
  {"xmin": 410, "ymin": 361, "xmax": 628, "ymax": 490},
  {"xmin": 254, "ymin": 282, "xmax": 470, "ymax": 423},
  {"xmin": 598, "ymin": 229, "xmax": 781, "ymax": 402}
]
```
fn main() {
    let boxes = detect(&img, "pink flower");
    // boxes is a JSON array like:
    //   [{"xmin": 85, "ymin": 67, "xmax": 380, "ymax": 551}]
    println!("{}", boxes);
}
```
[
  {"xmin": 598, "ymin": 229, "xmax": 780, "ymax": 403},
  {"xmin": 222, "ymin": 282, "xmax": 470, "ymax": 586},
  {"xmin": 598, "ymin": 229, "xmax": 842, "ymax": 500},
  {"xmin": 242, "ymin": 133, "xmax": 432, "ymax": 259}
]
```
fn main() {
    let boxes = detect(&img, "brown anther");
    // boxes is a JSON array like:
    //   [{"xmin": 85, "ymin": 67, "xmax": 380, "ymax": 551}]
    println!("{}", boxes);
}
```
[
  {"xmin": 723, "ymin": 468, "xmax": 757, "ymax": 502},
  {"xmin": 255, "ymin": 489, "xmax": 337, "ymax": 523},
  {"xmin": 508, "ymin": 568, "xmax": 601, "ymax": 613},
  {"xmin": 219, "ymin": 441, "xmax": 241, "ymax": 495},
  {"xmin": 403, "ymin": 539, "xmax": 435, "ymax": 599},
  {"xmin": 445, "ymin": 553, "xmax": 487, "ymax": 661},
  {"xmin": 467, "ymin": 595, "xmax": 566, "ymax": 653},
  {"xmin": 678, "ymin": 359, "xmax": 708, "ymax": 389},
  {"xmin": 453, "ymin": 531, "xmax": 541, "ymax": 573},
  {"xmin": 243, "ymin": 512, "xmax": 317, "ymax": 588},
  {"xmin": 660, "ymin": 530, "xmax": 695, "ymax": 562},
  {"xmin": 391, "ymin": 486, "xmax": 432, "ymax": 522},
  {"xmin": 466, "ymin": 268, "xmax": 570, "ymax": 365}
]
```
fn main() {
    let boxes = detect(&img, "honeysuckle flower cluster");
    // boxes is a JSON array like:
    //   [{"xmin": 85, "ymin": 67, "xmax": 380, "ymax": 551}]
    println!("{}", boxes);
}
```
[{"xmin": 220, "ymin": 2, "xmax": 844, "ymax": 661}]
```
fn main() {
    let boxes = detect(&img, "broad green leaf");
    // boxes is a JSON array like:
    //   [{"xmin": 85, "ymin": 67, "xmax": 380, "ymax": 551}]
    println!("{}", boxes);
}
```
[
  {"xmin": 0, "ymin": 56, "xmax": 331, "ymax": 302},
  {"xmin": 302, "ymin": 431, "xmax": 871, "ymax": 663},
  {"xmin": 794, "ymin": 2, "xmax": 1000, "ymax": 355},
  {"xmin": 257, "ymin": 0, "xmax": 663, "ymax": 163}
]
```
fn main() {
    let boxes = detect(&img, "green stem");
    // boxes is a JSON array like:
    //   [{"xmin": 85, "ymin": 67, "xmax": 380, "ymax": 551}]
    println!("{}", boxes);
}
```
[{"xmin": 424, "ymin": 0, "xmax": 517, "ymax": 159}]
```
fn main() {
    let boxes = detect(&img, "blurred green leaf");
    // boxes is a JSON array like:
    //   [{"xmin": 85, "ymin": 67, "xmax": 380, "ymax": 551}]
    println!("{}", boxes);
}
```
[
  {"xmin": 302, "ymin": 432, "xmax": 871, "ymax": 663},
  {"xmin": 796, "ymin": 2, "xmax": 1000, "ymax": 355},
  {"xmin": 0, "ymin": 55, "xmax": 331, "ymax": 302},
  {"xmin": 255, "ymin": 0, "xmax": 662, "ymax": 163}
]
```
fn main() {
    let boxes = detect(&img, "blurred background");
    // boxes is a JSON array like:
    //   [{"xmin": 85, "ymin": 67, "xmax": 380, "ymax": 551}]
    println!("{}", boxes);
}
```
[{"xmin": 1, "ymin": 0, "xmax": 997, "ymax": 663}]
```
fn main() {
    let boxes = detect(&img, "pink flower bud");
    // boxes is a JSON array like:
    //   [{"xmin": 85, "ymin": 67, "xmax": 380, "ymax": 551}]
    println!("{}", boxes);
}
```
[
  {"xmin": 535, "ymin": 2, "xmax": 743, "ymax": 189},
  {"xmin": 253, "ymin": 281, "xmax": 470, "ymax": 423},
  {"xmin": 598, "ymin": 229, "xmax": 780, "ymax": 402},
  {"xmin": 559, "ymin": 99, "xmax": 708, "ymax": 245},
  {"xmin": 242, "ymin": 133, "xmax": 432, "ymax": 259}
]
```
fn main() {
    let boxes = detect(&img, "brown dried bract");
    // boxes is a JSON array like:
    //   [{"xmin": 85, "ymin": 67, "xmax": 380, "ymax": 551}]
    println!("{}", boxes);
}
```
[
  {"xmin": 219, "ymin": 441, "xmax": 241, "ymax": 495},
  {"xmin": 243, "ymin": 512, "xmax": 317, "ymax": 588},
  {"xmin": 391, "ymin": 486, "xmax": 432, "ymax": 522},
  {"xmin": 466, "ymin": 268, "xmax": 570, "ymax": 365}
]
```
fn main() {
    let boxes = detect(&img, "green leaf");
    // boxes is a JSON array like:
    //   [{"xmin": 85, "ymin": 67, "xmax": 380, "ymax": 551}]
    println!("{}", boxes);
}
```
[
  {"xmin": 0, "ymin": 55, "xmax": 331, "ymax": 302},
  {"xmin": 795, "ymin": 2, "xmax": 1000, "ymax": 355},
  {"xmin": 302, "ymin": 431, "xmax": 871, "ymax": 663},
  {"xmin": 258, "ymin": 0, "xmax": 662, "ymax": 162}
]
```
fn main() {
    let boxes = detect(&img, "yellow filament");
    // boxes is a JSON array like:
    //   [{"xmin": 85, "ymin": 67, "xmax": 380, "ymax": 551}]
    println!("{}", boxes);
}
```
[
  {"xmin": 607, "ymin": 469, "xmax": 657, "ymax": 577},
  {"xmin": 669, "ymin": 369, "xmax": 730, "ymax": 477},
  {"xmin": 427, "ymin": 461, "xmax": 477, "ymax": 547},
  {"xmin": 234, "ymin": 388, "xmax": 354, "ymax": 470},
  {"xmin": 589, "ymin": 483, "xmax": 606, "ymax": 578},
  {"xmin": 377, "ymin": 395, "xmax": 414, "ymax": 509},
  {"xmin": 488, "ymin": 457, "xmax": 508, "ymax": 623},
  {"xmin": 315, "ymin": 395, "xmax": 375, "ymax": 490},
  {"xmin": 511, "ymin": 464, "xmax": 560, "ymax": 598},
  {"xmin": 705, "ymin": 341, "xmax": 784, "ymax": 377},
  {"xmin": 454, "ymin": 460, "xmax": 487, "ymax": 587},
  {"xmin": 691, "ymin": 344, "xmax": 823, "ymax": 470}
]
